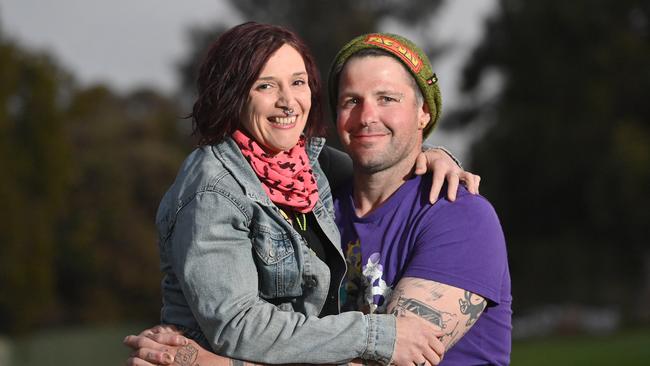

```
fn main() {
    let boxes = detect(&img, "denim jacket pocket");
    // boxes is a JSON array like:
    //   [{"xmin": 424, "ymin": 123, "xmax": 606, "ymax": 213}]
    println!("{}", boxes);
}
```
[{"xmin": 251, "ymin": 224, "xmax": 303, "ymax": 299}]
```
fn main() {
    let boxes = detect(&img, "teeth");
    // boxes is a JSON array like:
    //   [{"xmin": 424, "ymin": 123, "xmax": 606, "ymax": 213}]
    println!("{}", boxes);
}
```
[{"xmin": 271, "ymin": 116, "xmax": 297, "ymax": 125}]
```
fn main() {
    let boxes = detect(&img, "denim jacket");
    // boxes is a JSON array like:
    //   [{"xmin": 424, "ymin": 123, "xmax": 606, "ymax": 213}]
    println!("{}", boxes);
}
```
[{"xmin": 156, "ymin": 137, "xmax": 396, "ymax": 365}]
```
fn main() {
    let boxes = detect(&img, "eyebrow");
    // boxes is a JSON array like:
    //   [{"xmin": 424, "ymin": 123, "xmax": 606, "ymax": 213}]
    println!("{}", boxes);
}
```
[
  {"xmin": 375, "ymin": 90, "xmax": 404, "ymax": 98},
  {"xmin": 256, "ymin": 71, "xmax": 307, "ymax": 81}
]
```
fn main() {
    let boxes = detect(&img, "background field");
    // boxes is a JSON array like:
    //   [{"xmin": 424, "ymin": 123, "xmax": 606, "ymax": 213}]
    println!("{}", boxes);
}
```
[{"xmin": 1, "ymin": 325, "xmax": 649, "ymax": 366}]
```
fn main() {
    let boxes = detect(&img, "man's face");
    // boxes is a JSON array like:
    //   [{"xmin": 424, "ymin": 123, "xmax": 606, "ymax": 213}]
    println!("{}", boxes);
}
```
[{"xmin": 336, "ymin": 55, "xmax": 430, "ymax": 174}]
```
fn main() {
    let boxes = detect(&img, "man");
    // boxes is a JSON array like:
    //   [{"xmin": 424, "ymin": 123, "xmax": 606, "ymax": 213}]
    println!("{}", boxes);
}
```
[
  {"xmin": 125, "ymin": 33, "xmax": 509, "ymax": 366},
  {"xmin": 329, "ymin": 33, "xmax": 511, "ymax": 365}
]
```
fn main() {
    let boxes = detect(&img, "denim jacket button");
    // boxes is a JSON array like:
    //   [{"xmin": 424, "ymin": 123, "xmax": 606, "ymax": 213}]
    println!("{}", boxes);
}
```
[{"xmin": 268, "ymin": 249, "xmax": 275, "ymax": 258}]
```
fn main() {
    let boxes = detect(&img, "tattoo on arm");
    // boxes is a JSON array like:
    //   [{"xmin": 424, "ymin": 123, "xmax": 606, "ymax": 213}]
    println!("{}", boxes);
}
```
[
  {"xmin": 458, "ymin": 290, "xmax": 487, "ymax": 326},
  {"xmin": 391, "ymin": 294, "xmax": 460, "ymax": 342},
  {"xmin": 388, "ymin": 278, "xmax": 487, "ymax": 350},
  {"xmin": 394, "ymin": 297, "xmax": 446, "ymax": 328}
]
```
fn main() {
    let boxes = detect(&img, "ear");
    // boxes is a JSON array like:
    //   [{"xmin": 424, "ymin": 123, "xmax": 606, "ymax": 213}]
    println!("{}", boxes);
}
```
[{"xmin": 417, "ymin": 102, "xmax": 431, "ymax": 130}]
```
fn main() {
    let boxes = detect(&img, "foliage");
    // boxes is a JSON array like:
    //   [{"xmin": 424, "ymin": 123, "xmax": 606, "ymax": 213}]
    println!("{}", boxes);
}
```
[
  {"xmin": 0, "ymin": 39, "xmax": 189, "ymax": 333},
  {"xmin": 456, "ymin": 0, "xmax": 650, "ymax": 316},
  {"xmin": 0, "ymin": 41, "xmax": 72, "ymax": 332},
  {"xmin": 57, "ymin": 86, "xmax": 189, "ymax": 325}
]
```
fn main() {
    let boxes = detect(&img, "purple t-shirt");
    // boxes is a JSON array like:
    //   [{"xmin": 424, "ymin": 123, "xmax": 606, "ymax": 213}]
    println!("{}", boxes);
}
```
[{"xmin": 334, "ymin": 174, "xmax": 512, "ymax": 366}]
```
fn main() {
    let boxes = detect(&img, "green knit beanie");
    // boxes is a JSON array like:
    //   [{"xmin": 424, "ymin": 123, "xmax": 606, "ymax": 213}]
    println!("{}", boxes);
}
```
[{"xmin": 328, "ymin": 33, "xmax": 441, "ymax": 138}]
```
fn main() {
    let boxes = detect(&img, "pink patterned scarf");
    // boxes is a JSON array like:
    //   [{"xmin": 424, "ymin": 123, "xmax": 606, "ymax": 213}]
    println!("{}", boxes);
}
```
[{"xmin": 232, "ymin": 130, "xmax": 319, "ymax": 213}]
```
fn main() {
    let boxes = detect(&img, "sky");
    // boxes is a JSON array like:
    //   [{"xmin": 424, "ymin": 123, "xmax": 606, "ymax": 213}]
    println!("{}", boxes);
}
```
[
  {"xmin": 0, "ymin": 0, "xmax": 240, "ymax": 92},
  {"xmin": 0, "ymin": 0, "xmax": 497, "ymax": 159}
]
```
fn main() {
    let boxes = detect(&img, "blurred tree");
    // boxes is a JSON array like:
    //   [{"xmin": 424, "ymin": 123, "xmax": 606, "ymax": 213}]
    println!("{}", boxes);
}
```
[
  {"xmin": 0, "ymin": 40, "xmax": 73, "ymax": 332},
  {"xmin": 0, "ymin": 36, "xmax": 189, "ymax": 333},
  {"xmin": 58, "ymin": 86, "xmax": 188, "ymax": 324},
  {"xmin": 176, "ymin": 0, "xmax": 445, "ymax": 145},
  {"xmin": 456, "ymin": 0, "xmax": 650, "ymax": 320}
]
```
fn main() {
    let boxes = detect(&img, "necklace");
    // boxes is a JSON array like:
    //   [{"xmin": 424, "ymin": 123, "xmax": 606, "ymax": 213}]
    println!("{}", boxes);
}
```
[
  {"xmin": 279, "ymin": 208, "xmax": 307, "ymax": 232},
  {"xmin": 294, "ymin": 212, "xmax": 307, "ymax": 231}
]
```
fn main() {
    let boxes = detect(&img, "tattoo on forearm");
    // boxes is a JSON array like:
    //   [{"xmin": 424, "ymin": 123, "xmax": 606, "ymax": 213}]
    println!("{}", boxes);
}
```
[
  {"xmin": 429, "ymin": 288, "xmax": 443, "ymax": 301},
  {"xmin": 458, "ymin": 290, "xmax": 487, "ymax": 326},
  {"xmin": 388, "ymin": 280, "xmax": 487, "ymax": 350},
  {"xmin": 410, "ymin": 278, "xmax": 429, "ymax": 288},
  {"xmin": 393, "ymin": 296, "xmax": 451, "ymax": 329},
  {"xmin": 174, "ymin": 344, "xmax": 199, "ymax": 366},
  {"xmin": 390, "ymin": 294, "xmax": 460, "ymax": 346}
]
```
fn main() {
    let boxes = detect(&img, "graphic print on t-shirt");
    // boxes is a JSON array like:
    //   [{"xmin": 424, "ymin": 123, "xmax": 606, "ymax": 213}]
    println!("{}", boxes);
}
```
[{"xmin": 342, "ymin": 239, "xmax": 392, "ymax": 314}]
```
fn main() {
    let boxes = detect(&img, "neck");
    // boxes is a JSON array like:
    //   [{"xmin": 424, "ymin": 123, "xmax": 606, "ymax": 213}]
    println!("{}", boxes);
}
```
[{"xmin": 352, "ymin": 147, "xmax": 420, "ymax": 217}]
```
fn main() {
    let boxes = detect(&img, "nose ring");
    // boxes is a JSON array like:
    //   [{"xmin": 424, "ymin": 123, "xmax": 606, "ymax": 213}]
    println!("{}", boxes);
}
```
[{"xmin": 283, "ymin": 107, "xmax": 294, "ymax": 116}]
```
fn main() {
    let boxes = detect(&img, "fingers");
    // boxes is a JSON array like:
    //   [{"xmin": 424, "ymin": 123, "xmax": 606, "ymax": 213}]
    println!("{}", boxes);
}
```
[
  {"xmin": 428, "ymin": 337, "xmax": 445, "ymax": 364},
  {"xmin": 153, "ymin": 324, "xmax": 181, "ymax": 334},
  {"xmin": 408, "ymin": 336, "xmax": 445, "ymax": 366},
  {"xmin": 147, "ymin": 332, "xmax": 189, "ymax": 347},
  {"xmin": 394, "ymin": 316, "xmax": 446, "ymax": 366},
  {"xmin": 422, "ymin": 345, "xmax": 443, "ymax": 366},
  {"xmin": 123, "ymin": 335, "xmax": 158, "ymax": 350},
  {"xmin": 140, "ymin": 324, "xmax": 181, "ymax": 337},
  {"xmin": 445, "ymin": 171, "xmax": 459, "ymax": 202},
  {"xmin": 123, "ymin": 333, "xmax": 187, "ymax": 351},
  {"xmin": 459, "ymin": 172, "xmax": 480, "ymax": 194},
  {"xmin": 414, "ymin": 152, "xmax": 428, "ymax": 175},
  {"xmin": 429, "ymin": 164, "xmax": 446, "ymax": 204},
  {"xmin": 128, "ymin": 347, "xmax": 175, "ymax": 365}
]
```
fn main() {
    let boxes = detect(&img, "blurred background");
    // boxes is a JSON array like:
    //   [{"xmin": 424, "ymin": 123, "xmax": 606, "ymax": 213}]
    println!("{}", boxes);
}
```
[{"xmin": 0, "ymin": 0, "xmax": 648, "ymax": 365}]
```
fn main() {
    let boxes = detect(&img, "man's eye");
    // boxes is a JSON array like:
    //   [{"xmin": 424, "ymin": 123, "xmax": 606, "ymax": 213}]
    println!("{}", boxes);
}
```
[{"xmin": 380, "ymin": 96, "xmax": 398, "ymax": 103}]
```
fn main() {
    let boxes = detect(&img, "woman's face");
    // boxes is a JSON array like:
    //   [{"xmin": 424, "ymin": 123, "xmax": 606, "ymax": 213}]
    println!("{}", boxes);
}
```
[{"xmin": 241, "ymin": 44, "xmax": 311, "ymax": 153}]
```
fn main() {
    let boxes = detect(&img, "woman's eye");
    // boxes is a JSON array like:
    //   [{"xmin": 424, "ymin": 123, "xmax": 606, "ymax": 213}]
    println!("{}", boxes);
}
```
[
  {"xmin": 293, "ymin": 79, "xmax": 306, "ymax": 86},
  {"xmin": 342, "ymin": 98, "xmax": 359, "ymax": 107},
  {"xmin": 256, "ymin": 83, "xmax": 273, "ymax": 90}
]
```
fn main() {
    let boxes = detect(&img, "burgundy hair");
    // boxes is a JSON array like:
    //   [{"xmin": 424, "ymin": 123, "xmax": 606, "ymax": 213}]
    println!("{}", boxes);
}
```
[{"xmin": 191, "ymin": 22, "xmax": 325, "ymax": 146}]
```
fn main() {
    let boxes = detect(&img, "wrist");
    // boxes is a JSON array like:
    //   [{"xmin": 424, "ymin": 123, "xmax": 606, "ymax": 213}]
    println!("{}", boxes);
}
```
[{"xmin": 422, "ymin": 144, "xmax": 462, "ymax": 169}]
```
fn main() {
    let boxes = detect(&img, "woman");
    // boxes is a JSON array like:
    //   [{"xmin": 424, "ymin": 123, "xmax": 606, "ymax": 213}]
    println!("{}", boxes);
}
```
[{"xmin": 126, "ymin": 22, "xmax": 476, "ymax": 366}]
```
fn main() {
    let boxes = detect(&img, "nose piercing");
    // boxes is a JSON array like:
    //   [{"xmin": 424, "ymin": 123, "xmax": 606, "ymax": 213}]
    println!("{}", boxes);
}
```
[{"xmin": 283, "ymin": 107, "xmax": 294, "ymax": 116}]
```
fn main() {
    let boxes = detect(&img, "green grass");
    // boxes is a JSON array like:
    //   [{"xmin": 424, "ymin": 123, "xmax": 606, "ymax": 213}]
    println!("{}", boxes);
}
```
[
  {"xmin": 2, "ymin": 325, "xmax": 649, "ymax": 365},
  {"xmin": 5, "ymin": 323, "xmax": 147, "ymax": 366},
  {"xmin": 511, "ymin": 329, "xmax": 650, "ymax": 365}
]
